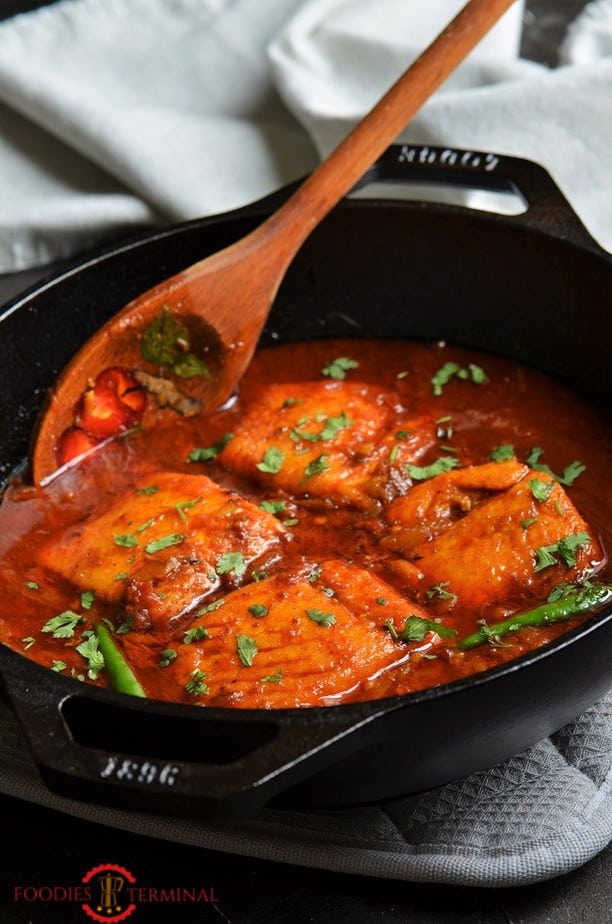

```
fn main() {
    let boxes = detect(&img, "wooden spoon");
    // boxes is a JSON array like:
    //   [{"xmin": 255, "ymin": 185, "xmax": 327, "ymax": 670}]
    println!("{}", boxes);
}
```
[{"xmin": 32, "ymin": 0, "xmax": 517, "ymax": 485}]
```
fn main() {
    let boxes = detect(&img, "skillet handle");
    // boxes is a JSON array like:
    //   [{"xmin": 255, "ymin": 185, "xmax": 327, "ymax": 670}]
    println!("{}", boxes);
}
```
[
  {"xmin": 1, "ymin": 653, "xmax": 389, "ymax": 819},
  {"xmin": 359, "ymin": 143, "xmax": 599, "ymax": 252}
]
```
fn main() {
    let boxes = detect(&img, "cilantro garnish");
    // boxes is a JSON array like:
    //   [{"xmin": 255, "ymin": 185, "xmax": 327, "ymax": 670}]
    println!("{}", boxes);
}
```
[
  {"xmin": 387, "ymin": 615, "xmax": 457, "ymax": 643},
  {"xmin": 526, "ymin": 448, "xmax": 585, "ymax": 486},
  {"xmin": 187, "ymin": 433, "xmax": 234, "ymax": 463},
  {"xmin": 197, "ymin": 598, "xmax": 225, "ymax": 615},
  {"xmin": 183, "ymin": 625, "xmax": 210, "ymax": 644},
  {"xmin": 185, "ymin": 669, "xmax": 210, "ymax": 696},
  {"xmin": 141, "ymin": 306, "xmax": 209, "ymax": 379},
  {"xmin": 159, "ymin": 649, "xmax": 178, "ymax": 667},
  {"xmin": 135, "ymin": 518, "xmax": 155, "ymax": 533},
  {"xmin": 113, "ymin": 533, "xmax": 139, "ymax": 548},
  {"xmin": 426, "ymin": 582, "xmax": 456, "ymax": 601},
  {"xmin": 80, "ymin": 590, "xmax": 95, "ymax": 611},
  {"xmin": 533, "ymin": 532, "xmax": 591, "ymax": 572},
  {"xmin": 217, "ymin": 552, "xmax": 246, "ymax": 578},
  {"xmin": 175, "ymin": 497, "xmax": 202, "ymax": 522},
  {"xmin": 260, "ymin": 499, "xmax": 287, "ymax": 515},
  {"xmin": 236, "ymin": 634, "xmax": 258, "ymax": 667},
  {"xmin": 257, "ymin": 446, "xmax": 285, "ymax": 474},
  {"xmin": 406, "ymin": 456, "xmax": 459, "ymax": 481},
  {"xmin": 302, "ymin": 454, "xmax": 330, "ymax": 481},
  {"xmin": 431, "ymin": 361, "xmax": 488, "ymax": 396},
  {"xmin": 322, "ymin": 357, "xmax": 359, "ymax": 380},
  {"xmin": 42, "ymin": 611, "xmax": 84, "ymax": 639},
  {"xmin": 305, "ymin": 608, "xmax": 336, "ymax": 627},
  {"xmin": 76, "ymin": 634, "xmax": 105, "ymax": 680},
  {"xmin": 51, "ymin": 660, "xmax": 67, "ymax": 673},
  {"xmin": 291, "ymin": 411, "xmax": 352, "ymax": 443},
  {"xmin": 144, "ymin": 534, "xmax": 185, "ymax": 554},
  {"xmin": 490, "ymin": 444, "xmax": 515, "ymax": 462},
  {"xmin": 529, "ymin": 478, "xmax": 554, "ymax": 503},
  {"xmin": 260, "ymin": 670, "xmax": 283, "ymax": 684},
  {"xmin": 248, "ymin": 604, "xmax": 269, "ymax": 618}
]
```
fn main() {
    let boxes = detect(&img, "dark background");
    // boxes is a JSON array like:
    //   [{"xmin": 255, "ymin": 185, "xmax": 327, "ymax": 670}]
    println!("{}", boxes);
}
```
[{"xmin": 1, "ymin": 1, "xmax": 610, "ymax": 922}]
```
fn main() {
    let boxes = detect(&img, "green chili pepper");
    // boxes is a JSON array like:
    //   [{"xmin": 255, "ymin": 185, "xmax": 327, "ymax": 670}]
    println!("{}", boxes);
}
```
[
  {"xmin": 457, "ymin": 582, "xmax": 612, "ymax": 651},
  {"xmin": 95, "ymin": 623, "xmax": 146, "ymax": 698}
]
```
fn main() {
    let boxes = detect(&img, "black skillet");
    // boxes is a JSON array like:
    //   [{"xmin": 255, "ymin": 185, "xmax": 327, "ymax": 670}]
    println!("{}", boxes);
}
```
[{"xmin": 1, "ymin": 145, "xmax": 611, "ymax": 819}]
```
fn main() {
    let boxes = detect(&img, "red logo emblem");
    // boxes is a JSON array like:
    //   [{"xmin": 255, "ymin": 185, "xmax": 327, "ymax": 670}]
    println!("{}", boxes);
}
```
[{"xmin": 81, "ymin": 864, "xmax": 137, "ymax": 923}]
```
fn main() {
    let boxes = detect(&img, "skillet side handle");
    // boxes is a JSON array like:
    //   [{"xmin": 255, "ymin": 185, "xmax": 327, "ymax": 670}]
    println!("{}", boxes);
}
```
[
  {"xmin": 1, "ymin": 659, "xmax": 389, "ymax": 819},
  {"xmin": 361, "ymin": 143, "xmax": 600, "ymax": 252}
]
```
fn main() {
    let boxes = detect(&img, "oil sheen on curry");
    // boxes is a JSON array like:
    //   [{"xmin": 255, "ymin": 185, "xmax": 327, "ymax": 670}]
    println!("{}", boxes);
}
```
[{"xmin": 1, "ymin": 339, "xmax": 611, "ymax": 709}]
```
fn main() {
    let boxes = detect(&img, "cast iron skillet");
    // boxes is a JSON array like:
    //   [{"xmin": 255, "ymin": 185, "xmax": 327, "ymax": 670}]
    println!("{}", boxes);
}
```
[{"xmin": 1, "ymin": 145, "xmax": 611, "ymax": 820}]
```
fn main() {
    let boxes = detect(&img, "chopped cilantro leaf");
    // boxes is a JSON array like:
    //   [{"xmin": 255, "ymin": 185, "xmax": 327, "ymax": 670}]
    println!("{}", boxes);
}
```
[
  {"xmin": 260, "ymin": 499, "xmax": 286, "ymax": 515},
  {"xmin": 80, "ymin": 590, "xmax": 95, "ymax": 611},
  {"xmin": 534, "ymin": 532, "xmax": 591, "ymax": 572},
  {"xmin": 51, "ymin": 660, "xmax": 67, "ymax": 672},
  {"xmin": 21, "ymin": 637, "xmax": 35, "ymax": 650},
  {"xmin": 490, "ymin": 444, "xmax": 515, "ymax": 462},
  {"xmin": 135, "ymin": 518, "xmax": 155, "ymax": 533},
  {"xmin": 113, "ymin": 533, "xmax": 138, "ymax": 548},
  {"xmin": 76, "ymin": 635, "xmax": 105, "ymax": 680},
  {"xmin": 305, "ymin": 608, "xmax": 336, "ymax": 627},
  {"xmin": 291, "ymin": 411, "xmax": 352, "ymax": 443},
  {"xmin": 236, "ymin": 634, "xmax": 258, "ymax": 667},
  {"xmin": 257, "ymin": 446, "xmax": 285, "ymax": 474},
  {"xmin": 431, "ymin": 361, "xmax": 488, "ymax": 396},
  {"xmin": 406, "ymin": 456, "xmax": 459, "ymax": 481},
  {"xmin": 322, "ymin": 357, "xmax": 359, "ymax": 380},
  {"xmin": 260, "ymin": 670, "xmax": 283, "ymax": 684},
  {"xmin": 526, "ymin": 448, "xmax": 586, "ymax": 485},
  {"xmin": 248, "ymin": 604, "xmax": 269, "ymax": 618},
  {"xmin": 217, "ymin": 552, "xmax": 246, "ymax": 578},
  {"xmin": 391, "ymin": 615, "xmax": 457, "ymax": 642},
  {"xmin": 159, "ymin": 649, "xmax": 178, "ymax": 667},
  {"xmin": 196, "ymin": 599, "xmax": 224, "ymax": 618},
  {"xmin": 426, "ymin": 582, "xmax": 456, "ymax": 601},
  {"xmin": 141, "ymin": 306, "xmax": 209, "ymax": 379},
  {"xmin": 185, "ymin": 669, "xmax": 210, "ymax": 696},
  {"xmin": 188, "ymin": 433, "xmax": 234, "ymax": 463},
  {"xmin": 183, "ymin": 625, "xmax": 210, "ymax": 644},
  {"xmin": 144, "ymin": 533, "xmax": 185, "ymax": 554},
  {"xmin": 302, "ymin": 454, "xmax": 330, "ymax": 481},
  {"xmin": 175, "ymin": 497, "xmax": 202, "ymax": 522},
  {"xmin": 25, "ymin": 580, "xmax": 39, "ymax": 591},
  {"xmin": 136, "ymin": 484, "xmax": 159, "ymax": 495},
  {"xmin": 530, "ymin": 478, "xmax": 554, "ymax": 503},
  {"xmin": 42, "ymin": 611, "xmax": 84, "ymax": 639}
]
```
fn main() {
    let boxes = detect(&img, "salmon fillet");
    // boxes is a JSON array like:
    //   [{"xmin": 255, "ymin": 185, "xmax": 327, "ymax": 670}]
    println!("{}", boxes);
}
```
[
  {"xmin": 125, "ymin": 560, "xmax": 446, "ymax": 708},
  {"xmin": 386, "ymin": 465, "xmax": 603, "ymax": 611},
  {"xmin": 39, "ymin": 472, "xmax": 285, "ymax": 630},
  {"xmin": 219, "ymin": 381, "xmax": 436, "ymax": 507}
]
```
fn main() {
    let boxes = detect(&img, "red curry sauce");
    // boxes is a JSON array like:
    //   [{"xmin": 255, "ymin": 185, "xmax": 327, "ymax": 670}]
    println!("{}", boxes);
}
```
[{"xmin": 0, "ymin": 339, "xmax": 610, "ymax": 708}]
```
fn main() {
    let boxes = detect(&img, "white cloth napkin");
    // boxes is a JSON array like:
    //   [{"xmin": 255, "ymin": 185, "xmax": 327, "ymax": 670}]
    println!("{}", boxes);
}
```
[{"xmin": 1, "ymin": 0, "xmax": 612, "ymax": 273}]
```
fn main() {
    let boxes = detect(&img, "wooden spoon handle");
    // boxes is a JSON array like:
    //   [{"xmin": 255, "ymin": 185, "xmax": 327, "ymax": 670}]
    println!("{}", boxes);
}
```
[{"xmin": 264, "ymin": 0, "xmax": 518, "ymax": 245}]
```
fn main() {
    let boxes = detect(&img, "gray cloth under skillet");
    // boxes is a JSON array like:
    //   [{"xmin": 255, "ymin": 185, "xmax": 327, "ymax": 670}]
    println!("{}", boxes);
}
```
[{"xmin": 0, "ymin": 691, "xmax": 610, "ymax": 887}]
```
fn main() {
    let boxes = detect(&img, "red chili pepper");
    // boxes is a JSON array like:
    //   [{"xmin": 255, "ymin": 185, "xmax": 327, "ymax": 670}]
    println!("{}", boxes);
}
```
[
  {"xmin": 55, "ymin": 427, "xmax": 102, "ymax": 467},
  {"xmin": 75, "ymin": 367, "xmax": 146, "ymax": 439}
]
